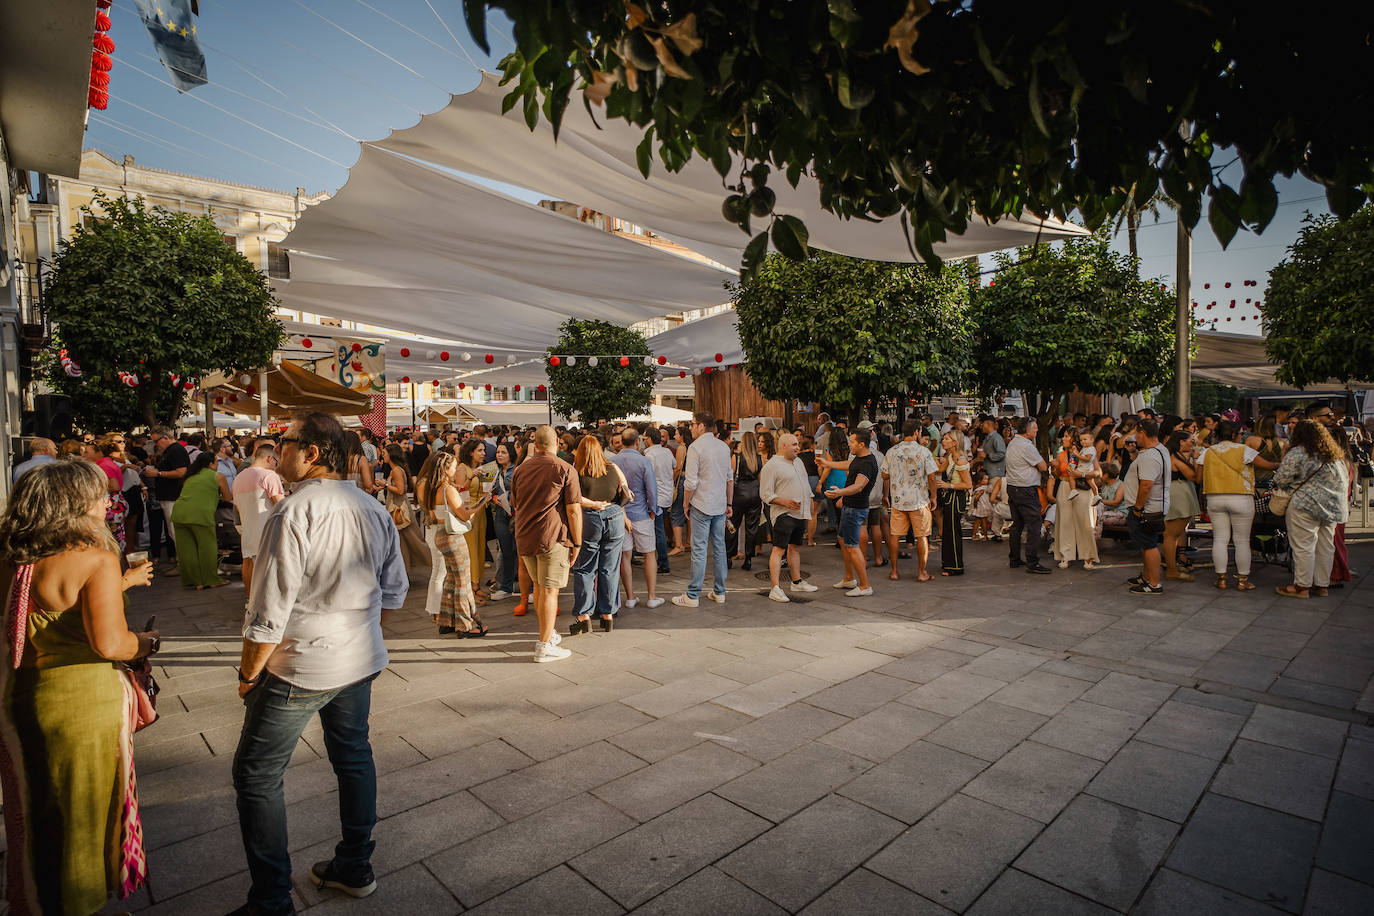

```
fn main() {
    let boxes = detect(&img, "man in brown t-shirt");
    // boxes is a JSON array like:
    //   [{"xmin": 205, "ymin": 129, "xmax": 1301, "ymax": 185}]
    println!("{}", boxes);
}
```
[{"xmin": 510, "ymin": 425, "xmax": 583, "ymax": 662}]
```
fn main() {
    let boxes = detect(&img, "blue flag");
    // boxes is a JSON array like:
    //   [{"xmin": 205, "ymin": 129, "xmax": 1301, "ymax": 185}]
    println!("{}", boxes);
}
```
[{"xmin": 132, "ymin": 0, "xmax": 207, "ymax": 92}]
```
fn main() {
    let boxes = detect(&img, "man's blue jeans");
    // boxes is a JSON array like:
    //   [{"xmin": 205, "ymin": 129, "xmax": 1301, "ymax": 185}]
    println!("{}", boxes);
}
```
[
  {"xmin": 654, "ymin": 510, "xmax": 670, "ymax": 572},
  {"xmin": 233, "ymin": 672, "xmax": 379, "ymax": 914},
  {"xmin": 688, "ymin": 506, "xmax": 727, "ymax": 599}
]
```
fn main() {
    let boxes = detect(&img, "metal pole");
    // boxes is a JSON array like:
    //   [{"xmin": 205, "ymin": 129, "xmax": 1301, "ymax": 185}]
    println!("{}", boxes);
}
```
[
  {"xmin": 1174, "ymin": 213, "xmax": 1191, "ymax": 417},
  {"xmin": 259, "ymin": 368, "xmax": 269, "ymax": 434},
  {"xmin": 204, "ymin": 391, "xmax": 214, "ymax": 439},
  {"xmin": 410, "ymin": 382, "xmax": 416, "ymax": 431}
]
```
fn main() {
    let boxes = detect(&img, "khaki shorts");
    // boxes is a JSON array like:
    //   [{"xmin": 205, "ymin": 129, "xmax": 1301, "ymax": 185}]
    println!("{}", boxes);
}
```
[
  {"xmin": 890, "ymin": 505, "xmax": 933, "ymax": 537},
  {"xmin": 626, "ymin": 519, "xmax": 656, "ymax": 554},
  {"xmin": 522, "ymin": 544, "xmax": 571, "ymax": 589}
]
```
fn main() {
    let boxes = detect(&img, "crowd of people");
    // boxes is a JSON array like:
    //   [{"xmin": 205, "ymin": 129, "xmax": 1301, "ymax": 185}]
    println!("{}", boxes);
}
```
[{"xmin": 0, "ymin": 400, "xmax": 1369, "ymax": 913}]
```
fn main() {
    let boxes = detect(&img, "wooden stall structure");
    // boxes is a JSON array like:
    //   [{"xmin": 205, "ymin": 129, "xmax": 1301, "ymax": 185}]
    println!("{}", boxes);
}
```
[{"xmin": 694, "ymin": 365, "xmax": 796, "ymax": 429}]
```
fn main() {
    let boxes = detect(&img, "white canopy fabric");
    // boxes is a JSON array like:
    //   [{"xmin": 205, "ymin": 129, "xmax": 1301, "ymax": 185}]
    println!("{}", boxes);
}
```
[
  {"xmin": 1192, "ymin": 330, "xmax": 1371, "ymax": 392},
  {"xmin": 625, "ymin": 404, "xmax": 694, "ymax": 424},
  {"xmin": 374, "ymin": 72, "xmax": 1088, "ymax": 268},
  {"xmin": 647, "ymin": 309, "xmax": 745, "ymax": 369},
  {"xmin": 278, "ymin": 146, "xmax": 734, "ymax": 347}
]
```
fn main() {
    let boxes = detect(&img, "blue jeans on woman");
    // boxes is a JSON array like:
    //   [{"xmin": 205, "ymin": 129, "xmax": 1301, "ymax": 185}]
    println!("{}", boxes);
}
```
[
  {"xmin": 232, "ymin": 672, "xmax": 379, "ymax": 914},
  {"xmin": 492, "ymin": 507, "xmax": 518, "ymax": 594},
  {"xmin": 572, "ymin": 505, "xmax": 624, "ymax": 616}
]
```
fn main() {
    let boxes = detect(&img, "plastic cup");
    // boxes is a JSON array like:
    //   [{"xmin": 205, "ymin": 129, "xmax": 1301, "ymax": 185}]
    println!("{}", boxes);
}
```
[{"xmin": 127, "ymin": 551, "xmax": 149, "ymax": 567}]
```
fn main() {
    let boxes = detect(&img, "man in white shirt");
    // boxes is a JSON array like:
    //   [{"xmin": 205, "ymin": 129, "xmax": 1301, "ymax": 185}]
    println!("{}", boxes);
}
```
[
  {"xmin": 883, "ymin": 419, "xmax": 940, "ymax": 582},
  {"xmin": 673, "ymin": 411, "xmax": 734, "ymax": 607},
  {"xmin": 1122, "ymin": 419, "xmax": 1170, "ymax": 594},
  {"xmin": 643, "ymin": 427, "xmax": 677, "ymax": 574},
  {"xmin": 759, "ymin": 433, "xmax": 820, "ymax": 602},
  {"xmin": 1005, "ymin": 417, "xmax": 1052, "ymax": 574},
  {"xmin": 230, "ymin": 413, "xmax": 407, "ymax": 914}
]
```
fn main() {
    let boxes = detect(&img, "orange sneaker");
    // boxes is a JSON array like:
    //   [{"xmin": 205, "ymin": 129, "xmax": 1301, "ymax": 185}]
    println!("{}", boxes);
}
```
[{"xmin": 512, "ymin": 600, "xmax": 528, "ymax": 616}]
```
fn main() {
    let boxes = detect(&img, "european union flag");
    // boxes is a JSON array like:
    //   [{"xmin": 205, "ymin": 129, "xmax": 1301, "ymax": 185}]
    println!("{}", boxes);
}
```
[{"xmin": 132, "ymin": 0, "xmax": 208, "ymax": 92}]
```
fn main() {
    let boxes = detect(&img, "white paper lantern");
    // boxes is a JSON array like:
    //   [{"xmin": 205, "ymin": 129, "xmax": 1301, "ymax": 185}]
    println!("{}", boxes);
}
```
[
  {"xmin": 566, "ymin": 356, "xmax": 576, "ymax": 366},
  {"xmin": 588, "ymin": 356, "xmax": 599, "ymax": 367},
  {"xmin": 506, "ymin": 354, "xmax": 516, "ymax": 364},
  {"xmin": 239, "ymin": 374, "xmax": 252, "ymax": 385},
  {"xmin": 461, "ymin": 352, "xmax": 472, "ymax": 362},
  {"xmin": 426, "ymin": 350, "xmax": 437, "ymax": 360},
  {"xmin": 643, "ymin": 356, "xmax": 654, "ymax": 367}
]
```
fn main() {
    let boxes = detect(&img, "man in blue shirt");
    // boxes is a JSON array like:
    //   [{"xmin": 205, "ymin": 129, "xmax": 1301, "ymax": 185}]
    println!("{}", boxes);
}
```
[
  {"xmin": 611, "ymin": 428, "xmax": 665, "ymax": 609},
  {"xmin": 12, "ymin": 438, "xmax": 57, "ymax": 484}
]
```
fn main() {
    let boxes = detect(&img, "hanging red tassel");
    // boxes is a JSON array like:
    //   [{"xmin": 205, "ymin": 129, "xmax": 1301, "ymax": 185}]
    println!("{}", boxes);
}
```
[
  {"xmin": 92, "ymin": 50, "xmax": 112, "ymax": 71},
  {"xmin": 91, "ymin": 69, "xmax": 110, "ymax": 88},
  {"xmin": 88, "ymin": 87, "xmax": 109, "ymax": 109},
  {"xmin": 93, "ymin": 31, "xmax": 115, "ymax": 53},
  {"xmin": 96, "ymin": 10, "xmax": 111, "ymax": 29}
]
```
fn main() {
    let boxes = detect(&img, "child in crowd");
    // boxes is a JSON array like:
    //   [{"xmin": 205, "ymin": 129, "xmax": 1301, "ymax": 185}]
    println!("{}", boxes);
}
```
[
  {"xmin": 969, "ymin": 469, "xmax": 992, "ymax": 540},
  {"xmin": 1097, "ymin": 461, "xmax": 1128, "ymax": 528},
  {"xmin": 1065, "ymin": 429, "xmax": 1101, "ymax": 504}
]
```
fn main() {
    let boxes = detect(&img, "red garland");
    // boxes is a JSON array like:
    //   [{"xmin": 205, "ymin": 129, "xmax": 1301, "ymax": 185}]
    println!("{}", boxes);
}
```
[
  {"xmin": 96, "ymin": 11, "xmax": 112, "ymax": 30},
  {"xmin": 94, "ymin": 31, "xmax": 115, "ymax": 53},
  {"xmin": 92, "ymin": 50, "xmax": 112, "ymax": 71}
]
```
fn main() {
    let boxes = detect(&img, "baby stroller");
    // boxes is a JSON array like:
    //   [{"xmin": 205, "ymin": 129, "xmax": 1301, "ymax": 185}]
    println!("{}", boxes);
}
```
[{"xmin": 1250, "ymin": 489, "xmax": 1293, "ymax": 572}]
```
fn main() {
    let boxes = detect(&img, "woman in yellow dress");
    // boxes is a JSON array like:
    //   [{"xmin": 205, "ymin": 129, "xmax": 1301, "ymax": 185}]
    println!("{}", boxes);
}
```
[{"xmin": 0, "ymin": 461, "xmax": 159, "ymax": 914}]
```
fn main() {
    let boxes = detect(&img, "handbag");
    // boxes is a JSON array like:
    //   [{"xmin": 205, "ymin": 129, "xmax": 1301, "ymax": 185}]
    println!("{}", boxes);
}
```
[
  {"xmin": 389, "ymin": 501, "xmax": 412, "ymax": 530},
  {"xmin": 1136, "ymin": 446, "xmax": 1167, "ymax": 533},
  {"xmin": 1269, "ymin": 463, "xmax": 1323, "ymax": 517},
  {"xmin": 124, "ymin": 654, "xmax": 159, "ymax": 732}
]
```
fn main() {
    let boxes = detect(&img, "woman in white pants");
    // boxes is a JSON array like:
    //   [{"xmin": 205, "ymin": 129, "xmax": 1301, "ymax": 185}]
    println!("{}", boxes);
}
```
[
  {"xmin": 1197, "ymin": 421, "xmax": 1277, "ymax": 590},
  {"xmin": 1272, "ymin": 420, "xmax": 1350, "ymax": 599}
]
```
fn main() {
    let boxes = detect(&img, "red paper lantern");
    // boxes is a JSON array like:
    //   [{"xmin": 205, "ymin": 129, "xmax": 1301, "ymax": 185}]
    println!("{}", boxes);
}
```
[
  {"xmin": 401, "ymin": 376, "xmax": 410, "ymax": 383},
  {"xmin": 679, "ymin": 370, "xmax": 687, "ymax": 378},
  {"xmin": 538, "ymin": 384, "xmax": 546, "ymax": 391},
  {"xmin": 550, "ymin": 356, "xmax": 560, "ymax": 366},
  {"xmin": 96, "ymin": 10, "xmax": 111, "ymax": 29},
  {"xmin": 657, "ymin": 355, "xmax": 667, "ymax": 365},
  {"xmin": 514, "ymin": 384, "xmax": 521, "ymax": 392},
  {"xmin": 714, "ymin": 353, "xmax": 723, "ymax": 363},
  {"xmin": 92, "ymin": 50, "xmax": 112, "ymax": 72},
  {"xmin": 214, "ymin": 396, "xmax": 223, "ymax": 405},
  {"xmin": 703, "ymin": 367, "xmax": 712, "ymax": 374},
  {"xmin": 432, "ymin": 380, "xmax": 440, "ymax": 386},
  {"xmin": 302, "ymin": 337, "xmax": 313, "ymax": 348},
  {"xmin": 352, "ymin": 343, "xmax": 362, "ymax": 352},
  {"xmin": 619, "ymin": 356, "xmax": 629, "ymax": 367},
  {"xmin": 440, "ymin": 351, "xmax": 450, "ymax": 361},
  {"xmin": 229, "ymin": 394, "xmax": 239, "ymax": 403},
  {"xmin": 484, "ymin": 353, "xmax": 494, "ymax": 363},
  {"xmin": 1204, "ymin": 283, "xmax": 1210, "ymax": 289},
  {"xmin": 88, "ymin": 87, "xmax": 109, "ymax": 109},
  {"xmin": 93, "ymin": 31, "xmax": 115, "ymax": 53},
  {"xmin": 484, "ymin": 384, "xmax": 492, "ymax": 391},
  {"xmin": 399, "ymin": 347, "xmax": 410, "ymax": 357},
  {"xmin": 458, "ymin": 382, "xmax": 465, "ymax": 389}
]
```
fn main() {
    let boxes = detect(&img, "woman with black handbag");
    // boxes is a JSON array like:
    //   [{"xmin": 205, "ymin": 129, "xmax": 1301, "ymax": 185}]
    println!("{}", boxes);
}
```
[{"xmin": 934, "ymin": 431, "xmax": 973, "ymax": 576}]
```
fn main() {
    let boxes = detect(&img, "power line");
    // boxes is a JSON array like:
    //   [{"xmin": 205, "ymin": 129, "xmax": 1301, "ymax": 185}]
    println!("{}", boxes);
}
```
[
  {"xmin": 1134, "ymin": 194, "xmax": 1329, "ymax": 231},
  {"xmin": 421, "ymin": 0, "xmax": 480, "ymax": 71},
  {"xmin": 289, "ymin": 0, "xmax": 454, "ymax": 95},
  {"xmin": 352, "ymin": 0, "xmax": 479, "ymax": 70},
  {"xmin": 89, "ymin": 110, "xmax": 221, "ymax": 166}
]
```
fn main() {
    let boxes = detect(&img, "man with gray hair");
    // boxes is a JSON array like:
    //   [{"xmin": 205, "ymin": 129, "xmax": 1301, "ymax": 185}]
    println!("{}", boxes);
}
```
[{"xmin": 11, "ymin": 437, "xmax": 56, "ymax": 484}]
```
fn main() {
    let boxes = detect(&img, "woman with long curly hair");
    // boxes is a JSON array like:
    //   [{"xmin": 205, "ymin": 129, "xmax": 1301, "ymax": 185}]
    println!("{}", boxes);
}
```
[
  {"xmin": 420, "ymin": 452, "xmax": 489, "ymax": 636},
  {"xmin": 0, "ymin": 461, "xmax": 159, "ymax": 913},
  {"xmin": 1272, "ymin": 419, "xmax": 1350, "ymax": 598}
]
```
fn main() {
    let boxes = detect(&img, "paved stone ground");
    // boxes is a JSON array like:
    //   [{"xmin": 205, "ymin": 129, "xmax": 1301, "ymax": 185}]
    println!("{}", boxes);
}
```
[{"xmin": 109, "ymin": 529, "xmax": 1374, "ymax": 915}]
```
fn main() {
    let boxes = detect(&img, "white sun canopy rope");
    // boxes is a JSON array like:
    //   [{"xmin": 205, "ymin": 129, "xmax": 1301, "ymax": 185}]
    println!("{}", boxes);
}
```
[
  {"xmin": 373, "ymin": 72, "xmax": 1088, "ymax": 267},
  {"xmin": 277, "ymin": 145, "xmax": 735, "ymax": 347}
]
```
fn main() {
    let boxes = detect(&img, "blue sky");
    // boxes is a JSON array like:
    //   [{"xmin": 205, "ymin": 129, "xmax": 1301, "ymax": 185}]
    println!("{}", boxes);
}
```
[{"xmin": 90, "ymin": 0, "xmax": 1330, "ymax": 337}]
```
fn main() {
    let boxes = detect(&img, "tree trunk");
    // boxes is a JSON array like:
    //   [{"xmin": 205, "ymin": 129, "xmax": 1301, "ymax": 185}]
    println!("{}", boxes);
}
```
[
  {"xmin": 1128, "ymin": 209, "xmax": 1139, "ymax": 263},
  {"xmin": 1035, "ymin": 390, "xmax": 1064, "ymax": 453},
  {"xmin": 138, "ymin": 371, "xmax": 160, "ymax": 429}
]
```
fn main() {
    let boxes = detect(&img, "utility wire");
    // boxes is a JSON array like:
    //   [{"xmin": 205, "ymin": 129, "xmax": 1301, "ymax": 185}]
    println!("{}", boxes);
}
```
[
  {"xmin": 421, "ymin": 0, "xmax": 479, "ymax": 71},
  {"xmin": 1134, "ymin": 194, "xmax": 1328, "ymax": 231},
  {"xmin": 289, "ymin": 0, "xmax": 454, "ymax": 94},
  {"xmin": 89, "ymin": 110, "xmax": 221, "ymax": 166},
  {"xmin": 352, "ymin": 0, "xmax": 479, "ymax": 70}
]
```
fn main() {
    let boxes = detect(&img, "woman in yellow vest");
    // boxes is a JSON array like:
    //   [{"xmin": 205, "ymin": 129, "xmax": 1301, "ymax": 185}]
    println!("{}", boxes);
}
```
[{"xmin": 1197, "ymin": 420, "xmax": 1278, "ymax": 590}]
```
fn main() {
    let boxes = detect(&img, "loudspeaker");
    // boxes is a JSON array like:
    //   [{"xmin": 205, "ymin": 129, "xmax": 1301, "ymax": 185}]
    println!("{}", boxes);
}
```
[{"xmin": 32, "ymin": 394, "xmax": 73, "ymax": 440}]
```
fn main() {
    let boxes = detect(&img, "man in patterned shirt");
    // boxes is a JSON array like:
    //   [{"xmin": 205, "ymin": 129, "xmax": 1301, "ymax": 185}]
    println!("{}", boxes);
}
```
[{"xmin": 882, "ymin": 419, "xmax": 941, "ymax": 582}]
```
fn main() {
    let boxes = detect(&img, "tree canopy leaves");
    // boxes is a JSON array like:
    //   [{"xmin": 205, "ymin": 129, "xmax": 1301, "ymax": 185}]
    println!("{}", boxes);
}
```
[
  {"xmin": 1262, "ymin": 206, "xmax": 1374, "ymax": 388},
  {"xmin": 468, "ymin": 0, "xmax": 1374, "ymax": 273},
  {"xmin": 544, "ymin": 318, "xmax": 657, "ymax": 422},
  {"xmin": 43, "ymin": 193, "xmax": 283, "ymax": 428},
  {"xmin": 731, "ymin": 250, "xmax": 975, "ymax": 415},
  {"xmin": 972, "ymin": 234, "xmax": 1175, "ymax": 420}
]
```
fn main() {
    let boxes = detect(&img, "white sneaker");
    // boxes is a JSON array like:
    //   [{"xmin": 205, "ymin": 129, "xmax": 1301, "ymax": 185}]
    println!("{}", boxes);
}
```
[
  {"xmin": 768, "ymin": 586, "xmax": 791, "ymax": 603},
  {"xmin": 550, "ymin": 631, "xmax": 562, "ymax": 646},
  {"xmin": 833, "ymin": 579, "xmax": 857, "ymax": 589},
  {"xmin": 1083, "ymin": 561, "xmax": 1097, "ymax": 570},
  {"xmin": 623, "ymin": 597, "xmax": 639, "ymax": 609},
  {"xmin": 1058, "ymin": 560, "xmax": 1070, "ymax": 569},
  {"xmin": 790, "ymin": 579, "xmax": 819, "ymax": 593},
  {"xmin": 671, "ymin": 594, "xmax": 699, "ymax": 608},
  {"xmin": 644, "ymin": 597, "xmax": 666, "ymax": 609},
  {"xmin": 533, "ymin": 641, "xmax": 572, "ymax": 662},
  {"xmin": 846, "ymin": 586, "xmax": 874, "ymax": 597},
  {"xmin": 489, "ymin": 589, "xmax": 512, "ymax": 600},
  {"xmin": 707, "ymin": 591, "xmax": 726, "ymax": 604}
]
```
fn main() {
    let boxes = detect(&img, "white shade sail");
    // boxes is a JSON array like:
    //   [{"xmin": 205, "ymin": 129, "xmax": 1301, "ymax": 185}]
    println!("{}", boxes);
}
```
[
  {"xmin": 374, "ymin": 72, "xmax": 1088, "ymax": 268},
  {"xmin": 647, "ymin": 309, "xmax": 745, "ymax": 368},
  {"xmin": 1192, "ymin": 330, "xmax": 1371, "ymax": 392},
  {"xmin": 278, "ymin": 146, "xmax": 734, "ymax": 347}
]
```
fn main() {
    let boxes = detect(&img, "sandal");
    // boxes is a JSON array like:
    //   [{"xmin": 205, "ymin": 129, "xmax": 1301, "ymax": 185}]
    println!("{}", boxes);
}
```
[
  {"xmin": 1235, "ymin": 576, "xmax": 1255, "ymax": 591},
  {"xmin": 1310, "ymin": 586, "xmax": 1329, "ymax": 597},
  {"xmin": 1274, "ymin": 584, "xmax": 1309, "ymax": 599},
  {"xmin": 1214, "ymin": 574, "xmax": 1228, "ymax": 590}
]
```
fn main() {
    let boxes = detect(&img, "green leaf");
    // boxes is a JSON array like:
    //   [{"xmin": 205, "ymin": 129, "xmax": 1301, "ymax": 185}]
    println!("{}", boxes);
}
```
[
  {"xmin": 460, "ymin": 0, "xmax": 490, "ymax": 55},
  {"xmin": 522, "ymin": 89, "xmax": 539, "ymax": 129},
  {"xmin": 501, "ymin": 87, "xmax": 521, "ymax": 115},
  {"xmin": 1028, "ymin": 67, "xmax": 1049, "ymax": 137},
  {"xmin": 771, "ymin": 214, "xmax": 809, "ymax": 260},
  {"xmin": 974, "ymin": 25, "xmax": 1014, "ymax": 89},
  {"xmin": 1208, "ymin": 186, "xmax": 1241, "ymax": 248},
  {"xmin": 743, "ymin": 230, "xmax": 770, "ymax": 274},
  {"xmin": 837, "ymin": 71, "xmax": 875, "ymax": 109},
  {"xmin": 636, "ymin": 127, "xmax": 655, "ymax": 178}
]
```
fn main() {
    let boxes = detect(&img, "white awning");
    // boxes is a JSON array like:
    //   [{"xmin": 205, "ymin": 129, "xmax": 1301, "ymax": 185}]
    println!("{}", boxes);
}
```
[
  {"xmin": 373, "ymin": 72, "xmax": 1089, "ymax": 267},
  {"xmin": 647, "ymin": 309, "xmax": 744, "ymax": 369},
  {"xmin": 1192, "ymin": 330, "xmax": 1371, "ymax": 392}
]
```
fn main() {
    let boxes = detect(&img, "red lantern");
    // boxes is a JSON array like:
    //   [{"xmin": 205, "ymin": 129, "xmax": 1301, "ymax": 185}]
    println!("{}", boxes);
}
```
[
  {"xmin": 484, "ymin": 384, "xmax": 492, "ymax": 391},
  {"xmin": 440, "ymin": 351, "xmax": 450, "ymax": 361},
  {"xmin": 399, "ymin": 347, "xmax": 410, "ymax": 357},
  {"xmin": 1225, "ymin": 282, "xmax": 1231, "ymax": 288},
  {"xmin": 484, "ymin": 353, "xmax": 494, "ymax": 364},
  {"xmin": 538, "ymin": 384, "xmax": 546, "ymax": 391},
  {"xmin": 458, "ymin": 382, "xmax": 465, "ymax": 389},
  {"xmin": 657, "ymin": 355, "xmax": 667, "ymax": 365},
  {"xmin": 401, "ymin": 376, "xmax": 410, "ymax": 383},
  {"xmin": 514, "ymin": 384, "xmax": 521, "ymax": 392},
  {"xmin": 1204, "ymin": 283, "xmax": 1210, "ymax": 289},
  {"xmin": 96, "ymin": 10, "xmax": 111, "ymax": 29},
  {"xmin": 619, "ymin": 356, "xmax": 629, "ymax": 367},
  {"xmin": 714, "ymin": 353, "xmax": 723, "ymax": 363},
  {"xmin": 302, "ymin": 337, "xmax": 313, "ymax": 348},
  {"xmin": 679, "ymin": 370, "xmax": 687, "ymax": 378},
  {"xmin": 229, "ymin": 394, "xmax": 239, "ymax": 403},
  {"xmin": 245, "ymin": 384, "xmax": 257, "ymax": 396},
  {"xmin": 352, "ymin": 343, "xmax": 362, "ymax": 352},
  {"xmin": 1230, "ymin": 301, "xmax": 1236, "ymax": 308},
  {"xmin": 703, "ymin": 367, "xmax": 712, "ymax": 375},
  {"xmin": 214, "ymin": 396, "xmax": 223, "ymax": 405},
  {"xmin": 550, "ymin": 356, "xmax": 560, "ymax": 366}
]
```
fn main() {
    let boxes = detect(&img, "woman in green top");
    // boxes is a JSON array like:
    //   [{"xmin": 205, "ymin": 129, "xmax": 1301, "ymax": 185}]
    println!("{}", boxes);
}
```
[
  {"xmin": 171, "ymin": 451, "xmax": 232, "ymax": 589},
  {"xmin": 0, "ymin": 460, "xmax": 159, "ymax": 913}
]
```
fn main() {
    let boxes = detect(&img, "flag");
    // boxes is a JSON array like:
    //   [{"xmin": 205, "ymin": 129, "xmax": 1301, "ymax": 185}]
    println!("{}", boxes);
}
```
[{"xmin": 132, "ymin": 0, "xmax": 207, "ymax": 92}]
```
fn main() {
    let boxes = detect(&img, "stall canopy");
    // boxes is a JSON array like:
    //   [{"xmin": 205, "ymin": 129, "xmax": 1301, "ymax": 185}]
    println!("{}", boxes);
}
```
[
  {"xmin": 202, "ymin": 361, "xmax": 373, "ymax": 418},
  {"xmin": 1192, "ymin": 330, "xmax": 1371, "ymax": 392}
]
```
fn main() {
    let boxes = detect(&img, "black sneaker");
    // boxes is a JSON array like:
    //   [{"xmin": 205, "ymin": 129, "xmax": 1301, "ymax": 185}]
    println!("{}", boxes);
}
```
[
  {"xmin": 1126, "ymin": 575, "xmax": 1147, "ymax": 586},
  {"xmin": 1009, "ymin": 558, "xmax": 1025, "ymax": 568},
  {"xmin": 311, "ymin": 860, "xmax": 377, "ymax": 898},
  {"xmin": 225, "ymin": 904, "xmax": 296, "ymax": 916},
  {"xmin": 1025, "ymin": 564, "xmax": 1052, "ymax": 575},
  {"xmin": 1129, "ymin": 583, "xmax": 1164, "ymax": 595}
]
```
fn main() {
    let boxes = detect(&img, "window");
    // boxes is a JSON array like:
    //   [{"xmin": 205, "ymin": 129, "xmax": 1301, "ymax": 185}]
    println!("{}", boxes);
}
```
[
  {"xmin": 267, "ymin": 242, "xmax": 290, "ymax": 279},
  {"xmin": 222, "ymin": 234, "xmax": 239, "ymax": 251}
]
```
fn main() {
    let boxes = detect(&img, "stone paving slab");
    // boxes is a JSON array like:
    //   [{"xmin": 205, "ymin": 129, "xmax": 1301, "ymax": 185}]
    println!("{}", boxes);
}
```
[{"xmin": 116, "ymin": 533, "xmax": 1374, "ymax": 914}]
